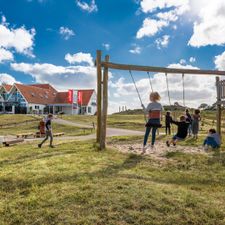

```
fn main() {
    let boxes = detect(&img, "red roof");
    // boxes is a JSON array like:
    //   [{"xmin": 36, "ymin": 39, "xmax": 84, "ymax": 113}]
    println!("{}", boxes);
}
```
[
  {"xmin": 11, "ymin": 83, "xmax": 95, "ymax": 106},
  {"xmin": 79, "ymin": 90, "xmax": 94, "ymax": 106}
]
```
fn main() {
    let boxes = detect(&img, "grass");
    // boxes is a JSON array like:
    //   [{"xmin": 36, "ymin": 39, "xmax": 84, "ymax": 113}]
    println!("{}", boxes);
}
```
[
  {"xmin": 0, "ymin": 138, "xmax": 225, "ymax": 224},
  {"xmin": 0, "ymin": 121, "xmax": 93, "ymax": 137},
  {"xmin": 0, "ymin": 114, "xmax": 38, "ymax": 126}
]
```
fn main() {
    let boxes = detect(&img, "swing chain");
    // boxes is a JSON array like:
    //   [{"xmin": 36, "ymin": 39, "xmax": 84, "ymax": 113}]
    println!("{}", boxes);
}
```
[{"xmin": 147, "ymin": 71, "xmax": 154, "ymax": 92}]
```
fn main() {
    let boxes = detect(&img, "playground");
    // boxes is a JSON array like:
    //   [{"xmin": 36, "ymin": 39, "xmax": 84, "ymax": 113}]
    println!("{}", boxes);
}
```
[{"xmin": 0, "ymin": 52, "xmax": 225, "ymax": 224}]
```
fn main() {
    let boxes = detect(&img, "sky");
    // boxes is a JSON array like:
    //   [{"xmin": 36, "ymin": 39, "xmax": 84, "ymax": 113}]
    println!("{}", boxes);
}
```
[{"xmin": 0, "ymin": 0, "xmax": 225, "ymax": 113}]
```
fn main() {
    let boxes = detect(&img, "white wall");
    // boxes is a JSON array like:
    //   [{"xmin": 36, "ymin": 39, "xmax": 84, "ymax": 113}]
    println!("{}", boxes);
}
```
[
  {"xmin": 28, "ymin": 104, "xmax": 46, "ymax": 114},
  {"xmin": 86, "ymin": 91, "xmax": 97, "ymax": 115}
]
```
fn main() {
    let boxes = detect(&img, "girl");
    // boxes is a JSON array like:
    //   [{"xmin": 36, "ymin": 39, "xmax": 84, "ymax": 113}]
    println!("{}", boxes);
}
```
[
  {"xmin": 165, "ymin": 111, "xmax": 172, "ymax": 135},
  {"xmin": 192, "ymin": 109, "xmax": 201, "ymax": 139},
  {"xmin": 142, "ymin": 92, "xmax": 163, "ymax": 153}
]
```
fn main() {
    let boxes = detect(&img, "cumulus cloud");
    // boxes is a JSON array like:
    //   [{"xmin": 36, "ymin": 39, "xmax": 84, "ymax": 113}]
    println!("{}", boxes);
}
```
[
  {"xmin": 0, "ymin": 48, "xmax": 14, "ymax": 63},
  {"xmin": 76, "ymin": 0, "xmax": 98, "ymax": 13},
  {"xmin": 59, "ymin": 27, "xmax": 75, "ymax": 40},
  {"xmin": 188, "ymin": 0, "xmax": 225, "ymax": 47},
  {"xmin": 129, "ymin": 45, "xmax": 142, "ymax": 54},
  {"xmin": 189, "ymin": 57, "xmax": 196, "ymax": 63},
  {"xmin": 65, "ymin": 52, "xmax": 94, "ymax": 66},
  {"xmin": 109, "ymin": 63, "xmax": 217, "ymax": 111},
  {"xmin": 0, "ymin": 15, "xmax": 35, "ymax": 57},
  {"xmin": 0, "ymin": 73, "xmax": 18, "ymax": 85},
  {"xmin": 136, "ymin": 0, "xmax": 189, "ymax": 39},
  {"xmin": 102, "ymin": 43, "xmax": 110, "ymax": 51},
  {"xmin": 155, "ymin": 35, "xmax": 170, "ymax": 49},
  {"xmin": 136, "ymin": 18, "xmax": 168, "ymax": 39},
  {"xmin": 11, "ymin": 62, "xmax": 96, "ymax": 91},
  {"xmin": 215, "ymin": 51, "xmax": 225, "ymax": 70}
]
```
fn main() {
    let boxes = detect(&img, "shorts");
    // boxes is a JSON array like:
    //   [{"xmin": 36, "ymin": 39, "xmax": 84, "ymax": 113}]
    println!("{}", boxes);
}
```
[{"xmin": 172, "ymin": 135, "xmax": 185, "ymax": 141}]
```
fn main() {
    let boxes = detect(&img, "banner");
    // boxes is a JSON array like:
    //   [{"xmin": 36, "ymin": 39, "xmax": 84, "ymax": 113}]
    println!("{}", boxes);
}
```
[
  {"xmin": 77, "ymin": 91, "xmax": 82, "ymax": 105},
  {"xmin": 68, "ymin": 89, "xmax": 73, "ymax": 104}
]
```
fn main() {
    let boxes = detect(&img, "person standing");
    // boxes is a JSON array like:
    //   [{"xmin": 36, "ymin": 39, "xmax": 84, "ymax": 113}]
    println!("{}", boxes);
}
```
[
  {"xmin": 38, "ymin": 114, "xmax": 54, "ymax": 148},
  {"xmin": 142, "ymin": 92, "xmax": 163, "ymax": 153},
  {"xmin": 165, "ymin": 111, "xmax": 172, "ymax": 135},
  {"xmin": 185, "ymin": 109, "xmax": 192, "ymax": 137},
  {"xmin": 192, "ymin": 109, "xmax": 201, "ymax": 139}
]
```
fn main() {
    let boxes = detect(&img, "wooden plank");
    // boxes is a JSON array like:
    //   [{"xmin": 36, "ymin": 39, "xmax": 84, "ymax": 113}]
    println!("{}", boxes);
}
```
[
  {"xmin": 216, "ymin": 77, "xmax": 222, "ymax": 136},
  {"xmin": 96, "ymin": 50, "xmax": 102, "ymax": 145},
  {"xmin": 3, "ymin": 138, "xmax": 24, "ymax": 147},
  {"xmin": 101, "ymin": 62, "xmax": 225, "ymax": 76},
  {"xmin": 101, "ymin": 55, "xmax": 109, "ymax": 150}
]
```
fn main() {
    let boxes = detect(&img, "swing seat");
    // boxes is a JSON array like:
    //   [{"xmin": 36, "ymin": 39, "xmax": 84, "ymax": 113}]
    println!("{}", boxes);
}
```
[{"xmin": 145, "ymin": 122, "xmax": 162, "ymax": 128}]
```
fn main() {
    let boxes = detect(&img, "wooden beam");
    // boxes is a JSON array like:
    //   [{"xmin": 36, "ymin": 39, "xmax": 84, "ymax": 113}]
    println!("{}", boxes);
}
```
[
  {"xmin": 100, "ymin": 55, "xmax": 109, "ymax": 150},
  {"xmin": 101, "ymin": 62, "xmax": 225, "ymax": 76},
  {"xmin": 96, "ymin": 50, "xmax": 102, "ymax": 144},
  {"xmin": 216, "ymin": 77, "xmax": 222, "ymax": 136}
]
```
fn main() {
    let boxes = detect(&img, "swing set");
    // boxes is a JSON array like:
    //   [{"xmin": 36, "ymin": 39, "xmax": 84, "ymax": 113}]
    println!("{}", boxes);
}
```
[{"xmin": 96, "ymin": 50, "xmax": 225, "ymax": 150}]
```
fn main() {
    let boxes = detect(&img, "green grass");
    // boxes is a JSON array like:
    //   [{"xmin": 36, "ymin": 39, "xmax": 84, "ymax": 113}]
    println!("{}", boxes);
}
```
[
  {"xmin": 0, "ymin": 121, "xmax": 93, "ymax": 137},
  {"xmin": 0, "ymin": 138, "xmax": 225, "ymax": 224},
  {"xmin": 0, "ymin": 114, "xmax": 37, "ymax": 126}
]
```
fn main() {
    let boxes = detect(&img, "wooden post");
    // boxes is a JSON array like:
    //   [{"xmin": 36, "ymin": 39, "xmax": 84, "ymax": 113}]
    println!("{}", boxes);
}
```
[
  {"xmin": 100, "ymin": 55, "xmax": 109, "ymax": 150},
  {"xmin": 216, "ymin": 77, "xmax": 222, "ymax": 136},
  {"xmin": 96, "ymin": 50, "xmax": 102, "ymax": 144}
]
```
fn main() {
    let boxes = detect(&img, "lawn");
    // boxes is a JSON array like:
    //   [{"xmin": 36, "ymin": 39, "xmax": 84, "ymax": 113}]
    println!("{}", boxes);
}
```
[
  {"xmin": 0, "ymin": 121, "xmax": 93, "ymax": 137},
  {"xmin": 0, "ymin": 138, "xmax": 225, "ymax": 224},
  {"xmin": 0, "ymin": 114, "xmax": 38, "ymax": 126}
]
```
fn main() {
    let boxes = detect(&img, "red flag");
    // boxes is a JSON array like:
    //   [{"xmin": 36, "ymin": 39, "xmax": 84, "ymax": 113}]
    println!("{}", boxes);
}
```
[
  {"xmin": 78, "ymin": 91, "xmax": 82, "ymax": 105},
  {"xmin": 68, "ymin": 90, "xmax": 73, "ymax": 104}
]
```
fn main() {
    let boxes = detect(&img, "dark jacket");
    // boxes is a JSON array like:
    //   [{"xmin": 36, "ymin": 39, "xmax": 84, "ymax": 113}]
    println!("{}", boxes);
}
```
[
  {"xmin": 171, "ymin": 119, "xmax": 190, "ymax": 139},
  {"xmin": 186, "ymin": 112, "xmax": 192, "ymax": 123},
  {"xmin": 165, "ymin": 115, "xmax": 172, "ymax": 126}
]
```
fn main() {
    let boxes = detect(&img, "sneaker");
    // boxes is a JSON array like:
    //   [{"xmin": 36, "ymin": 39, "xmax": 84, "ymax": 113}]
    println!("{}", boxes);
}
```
[
  {"xmin": 203, "ymin": 145, "xmax": 208, "ymax": 151},
  {"xmin": 166, "ymin": 141, "xmax": 170, "ymax": 147},
  {"xmin": 38, "ymin": 144, "xmax": 42, "ymax": 148},
  {"xmin": 142, "ymin": 146, "xmax": 147, "ymax": 154},
  {"xmin": 173, "ymin": 142, "xmax": 176, "ymax": 147}
]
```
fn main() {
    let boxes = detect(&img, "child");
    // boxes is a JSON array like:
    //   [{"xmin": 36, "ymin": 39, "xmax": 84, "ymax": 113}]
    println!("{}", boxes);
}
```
[
  {"xmin": 38, "ymin": 114, "xmax": 54, "ymax": 148},
  {"xmin": 203, "ymin": 129, "xmax": 221, "ymax": 150},
  {"xmin": 165, "ymin": 111, "xmax": 172, "ymax": 135},
  {"xmin": 142, "ymin": 92, "xmax": 163, "ymax": 153},
  {"xmin": 166, "ymin": 115, "xmax": 190, "ymax": 147},
  {"xmin": 185, "ymin": 109, "xmax": 192, "ymax": 137},
  {"xmin": 192, "ymin": 109, "xmax": 201, "ymax": 139}
]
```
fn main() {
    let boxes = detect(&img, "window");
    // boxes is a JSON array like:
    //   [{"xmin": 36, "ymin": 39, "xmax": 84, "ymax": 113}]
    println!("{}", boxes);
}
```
[
  {"xmin": 88, "ymin": 107, "xmax": 92, "ymax": 113},
  {"xmin": 35, "ymin": 105, "xmax": 40, "ymax": 109}
]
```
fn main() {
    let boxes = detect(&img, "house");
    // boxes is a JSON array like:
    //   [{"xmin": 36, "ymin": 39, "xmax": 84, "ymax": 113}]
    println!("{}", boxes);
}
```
[{"xmin": 0, "ymin": 83, "xmax": 97, "ymax": 115}]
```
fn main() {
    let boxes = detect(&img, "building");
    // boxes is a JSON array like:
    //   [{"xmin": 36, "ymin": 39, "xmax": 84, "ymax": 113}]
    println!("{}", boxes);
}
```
[{"xmin": 0, "ymin": 83, "xmax": 97, "ymax": 115}]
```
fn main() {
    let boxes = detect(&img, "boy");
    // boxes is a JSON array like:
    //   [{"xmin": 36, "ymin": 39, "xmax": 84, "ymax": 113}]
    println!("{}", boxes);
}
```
[
  {"xmin": 203, "ymin": 129, "xmax": 221, "ymax": 150},
  {"xmin": 38, "ymin": 114, "xmax": 54, "ymax": 148},
  {"xmin": 165, "ymin": 111, "xmax": 172, "ymax": 135},
  {"xmin": 166, "ymin": 115, "xmax": 190, "ymax": 147}
]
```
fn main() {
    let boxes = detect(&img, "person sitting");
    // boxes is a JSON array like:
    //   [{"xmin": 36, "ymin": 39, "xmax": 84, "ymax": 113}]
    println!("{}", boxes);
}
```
[
  {"xmin": 166, "ymin": 115, "xmax": 190, "ymax": 147},
  {"xmin": 203, "ymin": 129, "xmax": 221, "ymax": 150},
  {"xmin": 165, "ymin": 111, "xmax": 172, "ymax": 135}
]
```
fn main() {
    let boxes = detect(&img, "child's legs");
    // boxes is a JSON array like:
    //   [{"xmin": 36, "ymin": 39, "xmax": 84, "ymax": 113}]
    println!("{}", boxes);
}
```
[
  {"xmin": 204, "ymin": 137, "xmax": 219, "ymax": 148},
  {"xmin": 151, "ymin": 127, "xmax": 157, "ymax": 146},
  {"xmin": 143, "ymin": 127, "xmax": 151, "ymax": 146}
]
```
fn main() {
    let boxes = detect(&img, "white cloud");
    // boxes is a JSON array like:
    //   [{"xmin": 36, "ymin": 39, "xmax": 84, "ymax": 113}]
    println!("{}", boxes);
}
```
[
  {"xmin": 179, "ymin": 59, "xmax": 186, "ymax": 65},
  {"xmin": 136, "ymin": 0, "xmax": 189, "ymax": 39},
  {"xmin": 0, "ymin": 16, "xmax": 35, "ymax": 57},
  {"xmin": 140, "ymin": 0, "xmax": 189, "ymax": 14},
  {"xmin": 102, "ymin": 43, "xmax": 110, "ymax": 51},
  {"xmin": 215, "ymin": 51, "xmax": 225, "ymax": 70},
  {"xmin": 129, "ymin": 45, "xmax": 142, "ymax": 54},
  {"xmin": 0, "ymin": 48, "xmax": 14, "ymax": 63},
  {"xmin": 65, "ymin": 52, "xmax": 94, "ymax": 66},
  {"xmin": 188, "ymin": 0, "xmax": 225, "ymax": 47},
  {"xmin": 59, "ymin": 27, "xmax": 75, "ymax": 40},
  {"xmin": 11, "ymin": 62, "xmax": 96, "ymax": 90},
  {"xmin": 0, "ymin": 73, "xmax": 17, "ymax": 85},
  {"xmin": 136, "ymin": 18, "xmax": 168, "ymax": 39},
  {"xmin": 189, "ymin": 57, "xmax": 196, "ymax": 63},
  {"xmin": 155, "ymin": 35, "xmax": 170, "ymax": 49},
  {"xmin": 76, "ymin": 0, "xmax": 98, "ymax": 13}
]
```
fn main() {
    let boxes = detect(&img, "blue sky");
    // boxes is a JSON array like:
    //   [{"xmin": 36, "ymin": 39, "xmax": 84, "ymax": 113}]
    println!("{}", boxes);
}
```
[{"xmin": 0, "ymin": 0, "xmax": 225, "ymax": 113}]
